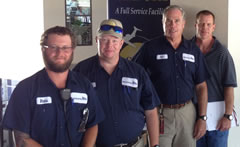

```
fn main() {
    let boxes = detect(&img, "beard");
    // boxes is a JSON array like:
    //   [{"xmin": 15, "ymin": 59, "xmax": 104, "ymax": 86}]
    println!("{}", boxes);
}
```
[{"xmin": 43, "ymin": 51, "xmax": 73, "ymax": 73}]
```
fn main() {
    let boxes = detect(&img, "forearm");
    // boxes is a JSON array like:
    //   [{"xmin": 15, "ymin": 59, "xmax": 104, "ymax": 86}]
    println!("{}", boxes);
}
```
[
  {"xmin": 195, "ymin": 81, "xmax": 208, "ymax": 116},
  {"xmin": 145, "ymin": 108, "xmax": 159, "ymax": 146},
  {"xmin": 224, "ymin": 87, "xmax": 234, "ymax": 114},
  {"xmin": 81, "ymin": 125, "xmax": 98, "ymax": 147},
  {"xmin": 14, "ymin": 130, "xmax": 43, "ymax": 147}
]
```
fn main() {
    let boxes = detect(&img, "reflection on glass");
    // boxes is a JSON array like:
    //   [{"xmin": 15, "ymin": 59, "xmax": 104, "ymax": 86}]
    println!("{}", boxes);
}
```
[{"xmin": 66, "ymin": 0, "xmax": 92, "ymax": 46}]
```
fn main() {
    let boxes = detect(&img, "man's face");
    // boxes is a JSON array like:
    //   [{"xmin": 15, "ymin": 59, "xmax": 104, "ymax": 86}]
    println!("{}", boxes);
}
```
[
  {"xmin": 97, "ymin": 34, "xmax": 124, "ymax": 61},
  {"xmin": 195, "ymin": 14, "xmax": 215, "ymax": 40},
  {"xmin": 163, "ymin": 8, "xmax": 185, "ymax": 41},
  {"xmin": 42, "ymin": 34, "xmax": 74, "ymax": 73}
]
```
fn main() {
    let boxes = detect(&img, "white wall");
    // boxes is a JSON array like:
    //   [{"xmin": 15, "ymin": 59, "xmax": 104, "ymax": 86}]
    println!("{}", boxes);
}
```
[
  {"xmin": 43, "ymin": 0, "xmax": 240, "ymax": 146},
  {"xmin": 228, "ymin": 1, "xmax": 240, "ymax": 147},
  {"xmin": 0, "ymin": 0, "xmax": 44, "ymax": 80}
]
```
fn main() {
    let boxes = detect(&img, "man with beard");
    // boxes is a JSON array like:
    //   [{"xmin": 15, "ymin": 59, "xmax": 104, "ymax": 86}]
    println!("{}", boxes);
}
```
[{"xmin": 2, "ymin": 26, "xmax": 104, "ymax": 147}]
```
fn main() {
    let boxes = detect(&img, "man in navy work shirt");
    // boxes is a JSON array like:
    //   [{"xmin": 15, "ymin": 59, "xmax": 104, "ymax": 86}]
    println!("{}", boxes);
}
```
[
  {"xmin": 73, "ymin": 19, "xmax": 160, "ymax": 147},
  {"xmin": 193, "ymin": 10, "xmax": 237, "ymax": 147},
  {"xmin": 133, "ymin": 5, "xmax": 210, "ymax": 147},
  {"xmin": 3, "ymin": 26, "xmax": 104, "ymax": 147}
]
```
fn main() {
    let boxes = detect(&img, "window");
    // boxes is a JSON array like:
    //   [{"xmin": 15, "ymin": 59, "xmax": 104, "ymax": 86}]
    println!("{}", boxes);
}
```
[{"xmin": 66, "ymin": 0, "xmax": 92, "ymax": 46}]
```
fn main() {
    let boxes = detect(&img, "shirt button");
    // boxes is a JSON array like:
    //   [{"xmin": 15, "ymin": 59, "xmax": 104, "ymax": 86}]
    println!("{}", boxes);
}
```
[
  {"xmin": 176, "ymin": 75, "xmax": 179, "ymax": 78},
  {"xmin": 61, "ymin": 144, "xmax": 64, "ymax": 146},
  {"xmin": 60, "ymin": 126, "xmax": 63, "ymax": 129}
]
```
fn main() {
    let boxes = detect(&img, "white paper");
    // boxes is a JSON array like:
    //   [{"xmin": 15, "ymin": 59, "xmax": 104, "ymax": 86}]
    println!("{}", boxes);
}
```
[{"xmin": 206, "ymin": 101, "xmax": 238, "ymax": 131}]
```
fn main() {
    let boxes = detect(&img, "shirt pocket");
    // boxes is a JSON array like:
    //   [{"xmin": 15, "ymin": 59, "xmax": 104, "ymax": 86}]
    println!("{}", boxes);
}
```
[{"xmin": 121, "ymin": 86, "xmax": 140, "ymax": 111}]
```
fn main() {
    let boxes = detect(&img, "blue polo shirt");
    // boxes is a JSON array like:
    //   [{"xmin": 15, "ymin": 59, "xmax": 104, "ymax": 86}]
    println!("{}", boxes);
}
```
[
  {"xmin": 3, "ymin": 69, "xmax": 104, "ymax": 147},
  {"xmin": 192, "ymin": 36, "xmax": 237, "ymax": 102},
  {"xmin": 133, "ymin": 36, "xmax": 209, "ymax": 104},
  {"xmin": 73, "ymin": 56, "xmax": 160, "ymax": 147}
]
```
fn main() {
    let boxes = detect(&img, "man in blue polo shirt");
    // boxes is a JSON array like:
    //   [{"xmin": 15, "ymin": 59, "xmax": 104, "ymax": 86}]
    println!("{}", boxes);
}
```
[
  {"xmin": 133, "ymin": 5, "xmax": 210, "ymax": 147},
  {"xmin": 193, "ymin": 10, "xmax": 237, "ymax": 147},
  {"xmin": 73, "ymin": 19, "xmax": 160, "ymax": 147},
  {"xmin": 3, "ymin": 26, "xmax": 104, "ymax": 147}
]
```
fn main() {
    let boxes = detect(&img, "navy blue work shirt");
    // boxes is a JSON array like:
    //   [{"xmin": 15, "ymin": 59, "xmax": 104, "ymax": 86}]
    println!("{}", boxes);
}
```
[
  {"xmin": 3, "ymin": 69, "xmax": 104, "ymax": 147},
  {"xmin": 133, "ymin": 36, "xmax": 210, "ymax": 105},
  {"xmin": 73, "ymin": 55, "xmax": 160, "ymax": 147}
]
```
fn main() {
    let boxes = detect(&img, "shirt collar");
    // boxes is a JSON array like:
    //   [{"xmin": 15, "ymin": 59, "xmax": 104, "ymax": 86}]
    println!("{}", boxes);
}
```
[{"xmin": 94, "ymin": 55, "xmax": 125, "ymax": 72}]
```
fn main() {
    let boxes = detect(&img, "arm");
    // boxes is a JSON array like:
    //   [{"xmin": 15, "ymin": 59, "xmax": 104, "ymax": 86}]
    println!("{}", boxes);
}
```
[
  {"xmin": 216, "ymin": 87, "xmax": 234, "ymax": 131},
  {"xmin": 145, "ymin": 108, "xmax": 159, "ymax": 147},
  {"xmin": 193, "ymin": 81, "xmax": 208, "ymax": 140},
  {"xmin": 14, "ymin": 130, "xmax": 43, "ymax": 147},
  {"xmin": 81, "ymin": 125, "xmax": 98, "ymax": 147}
]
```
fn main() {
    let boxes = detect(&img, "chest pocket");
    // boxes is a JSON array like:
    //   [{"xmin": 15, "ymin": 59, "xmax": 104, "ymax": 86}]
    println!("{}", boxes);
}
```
[
  {"xmin": 182, "ymin": 53, "xmax": 196, "ymax": 78},
  {"xmin": 121, "ymin": 77, "xmax": 140, "ymax": 111}
]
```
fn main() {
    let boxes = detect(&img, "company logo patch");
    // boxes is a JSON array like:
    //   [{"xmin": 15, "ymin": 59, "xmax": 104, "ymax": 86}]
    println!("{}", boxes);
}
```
[
  {"xmin": 122, "ymin": 77, "xmax": 138, "ymax": 88},
  {"xmin": 182, "ymin": 53, "xmax": 195, "ymax": 63},
  {"xmin": 71, "ymin": 92, "xmax": 88, "ymax": 104}
]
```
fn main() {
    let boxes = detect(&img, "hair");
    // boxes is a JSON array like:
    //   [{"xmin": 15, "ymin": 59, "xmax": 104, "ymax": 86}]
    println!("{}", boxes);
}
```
[
  {"xmin": 162, "ymin": 5, "xmax": 186, "ymax": 22},
  {"xmin": 196, "ymin": 10, "xmax": 215, "ymax": 24},
  {"xmin": 40, "ymin": 26, "xmax": 76, "ymax": 49}
]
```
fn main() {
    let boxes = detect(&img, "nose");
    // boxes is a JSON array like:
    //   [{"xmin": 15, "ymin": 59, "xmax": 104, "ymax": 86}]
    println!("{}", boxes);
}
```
[{"xmin": 106, "ymin": 40, "xmax": 114, "ymax": 46}]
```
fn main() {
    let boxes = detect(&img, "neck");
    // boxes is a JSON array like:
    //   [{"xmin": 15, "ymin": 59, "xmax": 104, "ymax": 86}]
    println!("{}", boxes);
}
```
[
  {"xmin": 196, "ymin": 36, "xmax": 214, "ymax": 54},
  {"xmin": 99, "ymin": 56, "xmax": 119, "ymax": 75},
  {"xmin": 46, "ymin": 68, "xmax": 69, "ymax": 89},
  {"xmin": 166, "ymin": 36, "xmax": 182, "ymax": 49}
]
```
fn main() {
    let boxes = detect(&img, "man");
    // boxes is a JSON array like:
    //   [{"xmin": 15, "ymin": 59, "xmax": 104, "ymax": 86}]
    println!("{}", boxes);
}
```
[
  {"xmin": 193, "ymin": 10, "xmax": 237, "ymax": 147},
  {"xmin": 73, "ymin": 19, "xmax": 160, "ymax": 147},
  {"xmin": 133, "ymin": 5, "xmax": 210, "ymax": 147},
  {"xmin": 3, "ymin": 26, "xmax": 104, "ymax": 147}
]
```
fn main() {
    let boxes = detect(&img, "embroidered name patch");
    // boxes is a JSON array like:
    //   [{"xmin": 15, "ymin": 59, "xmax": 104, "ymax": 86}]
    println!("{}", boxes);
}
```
[
  {"xmin": 122, "ymin": 77, "xmax": 138, "ymax": 88},
  {"xmin": 156, "ymin": 54, "xmax": 168, "ymax": 60},
  {"xmin": 36, "ymin": 96, "xmax": 52, "ymax": 105},
  {"xmin": 182, "ymin": 53, "xmax": 195, "ymax": 63},
  {"xmin": 71, "ymin": 92, "xmax": 88, "ymax": 104}
]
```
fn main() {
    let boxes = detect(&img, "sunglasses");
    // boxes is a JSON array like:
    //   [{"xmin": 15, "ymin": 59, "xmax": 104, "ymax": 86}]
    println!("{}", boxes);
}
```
[{"xmin": 100, "ymin": 25, "xmax": 123, "ymax": 34}]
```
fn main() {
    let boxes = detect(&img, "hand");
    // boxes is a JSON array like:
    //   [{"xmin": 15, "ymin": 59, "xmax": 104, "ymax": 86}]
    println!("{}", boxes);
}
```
[
  {"xmin": 216, "ymin": 117, "xmax": 231, "ymax": 131},
  {"xmin": 193, "ymin": 119, "xmax": 206, "ymax": 140}
]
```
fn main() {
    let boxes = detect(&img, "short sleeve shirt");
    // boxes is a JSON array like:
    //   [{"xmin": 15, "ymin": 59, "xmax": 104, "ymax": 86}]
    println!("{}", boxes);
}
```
[
  {"xmin": 3, "ymin": 69, "xmax": 104, "ymax": 147},
  {"xmin": 133, "ymin": 36, "xmax": 210, "ymax": 104},
  {"xmin": 192, "ymin": 36, "xmax": 237, "ymax": 102},
  {"xmin": 73, "ymin": 56, "xmax": 160, "ymax": 147}
]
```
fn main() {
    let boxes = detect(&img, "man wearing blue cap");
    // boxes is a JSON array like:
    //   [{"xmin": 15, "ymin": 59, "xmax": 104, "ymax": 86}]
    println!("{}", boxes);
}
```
[{"xmin": 73, "ymin": 19, "xmax": 160, "ymax": 147}]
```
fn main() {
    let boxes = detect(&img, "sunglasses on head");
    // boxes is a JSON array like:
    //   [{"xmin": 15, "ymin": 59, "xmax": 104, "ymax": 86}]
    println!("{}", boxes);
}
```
[{"xmin": 100, "ymin": 25, "xmax": 123, "ymax": 34}]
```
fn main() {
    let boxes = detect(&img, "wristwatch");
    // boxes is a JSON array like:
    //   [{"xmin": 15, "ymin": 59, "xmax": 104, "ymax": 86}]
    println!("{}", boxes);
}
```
[
  {"xmin": 224, "ymin": 114, "xmax": 233, "ymax": 121},
  {"xmin": 199, "ymin": 115, "xmax": 207, "ymax": 121},
  {"xmin": 153, "ymin": 145, "xmax": 160, "ymax": 147}
]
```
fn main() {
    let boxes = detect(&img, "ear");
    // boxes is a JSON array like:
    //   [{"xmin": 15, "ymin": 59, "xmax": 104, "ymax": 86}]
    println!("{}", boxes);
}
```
[
  {"xmin": 212, "ymin": 24, "xmax": 216, "ymax": 32},
  {"xmin": 95, "ymin": 36, "xmax": 98, "ymax": 43},
  {"xmin": 194, "ymin": 22, "xmax": 197, "ymax": 28},
  {"xmin": 120, "ymin": 39, "xmax": 124, "ymax": 47}
]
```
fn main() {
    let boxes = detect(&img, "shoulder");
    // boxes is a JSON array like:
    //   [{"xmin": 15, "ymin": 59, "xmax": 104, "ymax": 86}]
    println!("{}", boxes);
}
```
[
  {"xmin": 119, "ymin": 57, "xmax": 148, "ymax": 78},
  {"xmin": 16, "ymin": 69, "xmax": 45, "ymax": 88},
  {"xmin": 70, "ymin": 70, "xmax": 92, "ymax": 85},
  {"xmin": 213, "ymin": 38, "xmax": 230, "ymax": 54},
  {"xmin": 73, "ymin": 56, "xmax": 96, "ymax": 72}
]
